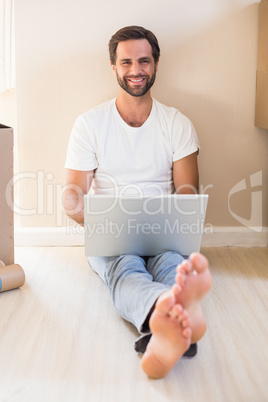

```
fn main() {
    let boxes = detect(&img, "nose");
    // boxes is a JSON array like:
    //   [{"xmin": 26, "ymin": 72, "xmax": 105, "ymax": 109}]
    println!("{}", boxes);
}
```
[{"xmin": 130, "ymin": 61, "xmax": 141, "ymax": 76}]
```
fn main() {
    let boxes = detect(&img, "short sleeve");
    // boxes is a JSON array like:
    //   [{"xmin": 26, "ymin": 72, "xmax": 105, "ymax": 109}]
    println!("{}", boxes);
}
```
[
  {"xmin": 64, "ymin": 115, "xmax": 98, "ymax": 171},
  {"xmin": 172, "ymin": 112, "xmax": 200, "ymax": 162}
]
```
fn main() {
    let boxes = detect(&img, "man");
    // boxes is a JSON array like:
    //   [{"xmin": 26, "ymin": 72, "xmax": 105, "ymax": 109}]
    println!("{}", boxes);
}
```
[{"xmin": 64, "ymin": 26, "xmax": 212, "ymax": 379}]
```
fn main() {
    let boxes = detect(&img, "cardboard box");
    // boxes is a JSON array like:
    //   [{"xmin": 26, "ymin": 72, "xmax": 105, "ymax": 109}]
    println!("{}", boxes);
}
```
[
  {"xmin": 255, "ymin": 0, "xmax": 268, "ymax": 129},
  {"xmin": 0, "ymin": 124, "xmax": 14, "ymax": 265}
]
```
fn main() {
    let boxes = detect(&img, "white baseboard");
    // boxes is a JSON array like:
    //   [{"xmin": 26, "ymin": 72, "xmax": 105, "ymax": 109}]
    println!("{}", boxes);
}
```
[
  {"xmin": 201, "ymin": 227, "xmax": 267, "ymax": 247},
  {"xmin": 15, "ymin": 227, "xmax": 85, "ymax": 247},
  {"xmin": 14, "ymin": 226, "xmax": 268, "ymax": 247}
]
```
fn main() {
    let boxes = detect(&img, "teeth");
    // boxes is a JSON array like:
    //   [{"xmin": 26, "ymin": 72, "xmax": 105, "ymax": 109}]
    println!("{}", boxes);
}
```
[{"xmin": 130, "ymin": 79, "xmax": 143, "ymax": 82}]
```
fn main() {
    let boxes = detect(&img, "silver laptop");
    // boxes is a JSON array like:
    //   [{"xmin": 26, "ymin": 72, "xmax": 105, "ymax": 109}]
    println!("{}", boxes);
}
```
[{"xmin": 84, "ymin": 194, "xmax": 208, "ymax": 257}]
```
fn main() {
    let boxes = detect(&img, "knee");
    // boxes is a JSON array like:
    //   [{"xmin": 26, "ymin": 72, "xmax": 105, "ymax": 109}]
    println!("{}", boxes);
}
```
[{"xmin": 106, "ymin": 254, "xmax": 146, "ymax": 283}]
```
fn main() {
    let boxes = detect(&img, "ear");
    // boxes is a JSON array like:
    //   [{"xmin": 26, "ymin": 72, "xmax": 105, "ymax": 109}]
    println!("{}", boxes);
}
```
[
  {"xmin": 110, "ymin": 61, "xmax": 116, "ymax": 76},
  {"xmin": 155, "ymin": 59, "xmax": 159, "ymax": 73}
]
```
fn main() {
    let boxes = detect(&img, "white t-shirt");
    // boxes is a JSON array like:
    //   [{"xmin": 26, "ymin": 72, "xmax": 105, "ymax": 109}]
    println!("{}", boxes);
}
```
[{"xmin": 65, "ymin": 98, "xmax": 200, "ymax": 196}]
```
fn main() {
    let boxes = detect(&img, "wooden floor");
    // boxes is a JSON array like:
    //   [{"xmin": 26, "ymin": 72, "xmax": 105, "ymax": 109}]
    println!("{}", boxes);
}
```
[{"xmin": 0, "ymin": 246, "xmax": 267, "ymax": 402}]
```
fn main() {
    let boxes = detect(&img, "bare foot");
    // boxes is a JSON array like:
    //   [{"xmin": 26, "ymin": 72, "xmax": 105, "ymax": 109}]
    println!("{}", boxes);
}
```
[
  {"xmin": 173, "ymin": 252, "xmax": 212, "ymax": 343},
  {"xmin": 141, "ymin": 291, "xmax": 192, "ymax": 379}
]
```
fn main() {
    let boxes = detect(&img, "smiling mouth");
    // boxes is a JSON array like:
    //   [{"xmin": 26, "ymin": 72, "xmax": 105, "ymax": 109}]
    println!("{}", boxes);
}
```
[{"xmin": 127, "ymin": 77, "xmax": 146, "ymax": 83}]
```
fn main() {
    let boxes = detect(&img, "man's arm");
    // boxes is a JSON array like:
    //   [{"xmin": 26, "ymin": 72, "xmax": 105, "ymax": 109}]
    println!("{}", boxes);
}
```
[
  {"xmin": 173, "ymin": 151, "xmax": 199, "ymax": 194},
  {"xmin": 63, "ymin": 169, "xmax": 94, "ymax": 226}
]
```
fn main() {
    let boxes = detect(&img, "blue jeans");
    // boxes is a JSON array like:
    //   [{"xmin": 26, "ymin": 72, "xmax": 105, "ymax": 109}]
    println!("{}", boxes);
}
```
[{"xmin": 87, "ymin": 252, "xmax": 185, "ymax": 352}]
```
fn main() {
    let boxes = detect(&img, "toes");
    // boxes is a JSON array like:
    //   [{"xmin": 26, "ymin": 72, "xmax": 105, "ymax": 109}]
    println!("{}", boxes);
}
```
[
  {"xmin": 172, "ymin": 283, "xmax": 182, "ymax": 298},
  {"xmin": 182, "ymin": 327, "xmax": 192, "ymax": 339},
  {"xmin": 177, "ymin": 253, "xmax": 209, "ymax": 276},
  {"xmin": 178, "ymin": 309, "xmax": 189, "ymax": 324},
  {"xmin": 176, "ymin": 272, "xmax": 186, "ymax": 287},
  {"xmin": 170, "ymin": 305, "xmax": 190, "ymax": 330},
  {"xmin": 169, "ymin": 304, "xmax": 183, "ymax": 318},
  {"xmin": 156, "ymin": 292, "xmax": 175, "ymax": 314},
  {"xmin": 182, "ymin": 318, "xmax": 190, "ymax": 328},
  {"xmin": 176, "ymin": 259, "xmax": 193, "ymax": 275},
  {"xmin": 189, "ymin": 253, "xmax": 209, "ymax": 273},
  {"xmin": 178, "ymin": 310, "xmax": 191, "ymax": 338}
]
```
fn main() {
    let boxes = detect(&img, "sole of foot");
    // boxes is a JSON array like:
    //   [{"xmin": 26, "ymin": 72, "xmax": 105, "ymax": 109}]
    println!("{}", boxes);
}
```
[
  {"xmin": 141, "ymin": 291, "xmax": 192, "ymax": 379},
  {"xmin": 173, "ymin": 252, "xmax": 212, "ymax": 343}
]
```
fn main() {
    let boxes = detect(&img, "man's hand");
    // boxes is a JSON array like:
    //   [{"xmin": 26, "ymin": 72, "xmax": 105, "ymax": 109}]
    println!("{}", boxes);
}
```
[{"xmin": 63, "ymin": 169, "xmax": 94, "ymax": 226}]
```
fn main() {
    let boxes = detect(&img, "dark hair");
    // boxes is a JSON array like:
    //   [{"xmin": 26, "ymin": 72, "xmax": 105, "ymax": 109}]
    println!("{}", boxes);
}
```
[{"xmin": 109, "ymin": 26, "xmax": 160, "ymax": 65}]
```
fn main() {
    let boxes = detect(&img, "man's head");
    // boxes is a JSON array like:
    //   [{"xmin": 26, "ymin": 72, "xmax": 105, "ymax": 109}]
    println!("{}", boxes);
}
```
[
  {"xmin": 109, "ymin": 26, "xmax": 160, "ymax": 97},
  {"xmin": 109, "ymin": 26, "xmax": 160, "ymax": 66}
]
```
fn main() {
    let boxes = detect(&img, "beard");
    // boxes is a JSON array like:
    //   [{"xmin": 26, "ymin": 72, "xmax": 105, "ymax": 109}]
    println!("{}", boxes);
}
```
[{"xmin": 115, "ymin": 67, "xmax": 157, "ymax": 97}]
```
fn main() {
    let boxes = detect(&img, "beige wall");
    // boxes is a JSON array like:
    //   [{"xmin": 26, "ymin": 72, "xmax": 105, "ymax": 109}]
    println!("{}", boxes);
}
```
[
  {"xmin": 13, "ymin": 0, "xmax": 267, "ymax": 231},
  {"xmin": 0, "ymin": 91, "xmax": 16, "ymax": 129}
]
